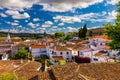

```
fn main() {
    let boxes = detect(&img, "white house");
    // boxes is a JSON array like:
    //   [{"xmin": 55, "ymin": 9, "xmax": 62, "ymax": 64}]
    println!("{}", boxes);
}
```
[
  {"xmin": 30, "ymin": 45, "xmax": 47, "ymax": 58},
  {"xmin": 48, "ymin": 45, "xmax": 72, "ymax": 64},
  {"xmin": 93, "ymin": 52, "xmax": 109, "ymax": 62},
  {"xmin": 0, "ymin": 51, "xmax": 9, "ymax": 60}
]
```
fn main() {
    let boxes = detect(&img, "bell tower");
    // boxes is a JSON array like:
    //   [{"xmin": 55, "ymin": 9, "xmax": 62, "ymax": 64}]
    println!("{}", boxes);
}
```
[{"xmin": 6, "ymin": 33, "xmax": 11, "ymax": 42}]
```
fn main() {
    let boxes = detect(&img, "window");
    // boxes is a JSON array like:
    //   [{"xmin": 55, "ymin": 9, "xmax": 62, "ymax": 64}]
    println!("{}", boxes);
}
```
[
  {"xmin": 94, "ymin": 58, "xmax": 98, "ymax": 61},
  {"xmin": 52, "ymin": 51, "xmax": 54, "ymax": 54},
  {"xmin": 67, "ymin": 52, "xmax": 69, "ymax": 55},
  {"xmin": 60, "ymin": 52, "xmax": 63, "ymax": 55},
  {"xmin": 80, "ymin": 52, "xmax": 83, "ymax": 55},
  {"xmin": 54, "ymin": 52, "xmax": 56, "ymax": 55}
]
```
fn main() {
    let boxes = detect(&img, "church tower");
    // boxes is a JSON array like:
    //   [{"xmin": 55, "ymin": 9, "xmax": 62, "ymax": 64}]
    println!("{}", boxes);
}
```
[{"xmin": 6, "ymin": 33, "xmax": 11, "ymax": 42}]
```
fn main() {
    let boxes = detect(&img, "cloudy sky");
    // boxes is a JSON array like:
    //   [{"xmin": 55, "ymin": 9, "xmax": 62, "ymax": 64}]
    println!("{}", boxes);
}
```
[{"xmin": 0, "ymin": 0, "xmax": 119, "ymax": 33}]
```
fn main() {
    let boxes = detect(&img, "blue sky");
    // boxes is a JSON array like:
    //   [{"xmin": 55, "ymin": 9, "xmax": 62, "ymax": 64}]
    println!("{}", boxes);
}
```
[{"xmin": 0, "ymin": 0, "xmax": 119, "ymax": 33}]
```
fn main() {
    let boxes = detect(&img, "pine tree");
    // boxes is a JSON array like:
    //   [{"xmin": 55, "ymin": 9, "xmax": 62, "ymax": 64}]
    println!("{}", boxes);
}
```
[{"xmin": 78, "ymin": 24, "xmax": 87, "ymax": 39}]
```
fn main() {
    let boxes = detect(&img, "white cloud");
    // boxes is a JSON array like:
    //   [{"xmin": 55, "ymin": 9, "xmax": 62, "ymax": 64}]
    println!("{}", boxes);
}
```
[
  {"xmin": 45, "ymin": 21, "xmax": 53, "ymax": 25},
  {"xmin": 52, "ymin": 26, "xmax": 58, "ymax": 29},
  {"xmin": 53, "ymin": 16, "xmax": 81, "ymax": 23},
  {"xmin": 18, "ymin": 25, "xmax": 22, "ymax": 28},
  {"xmin": 13, "ymin": 12, "xmax": 30, "ymax": 19},
  {"xmin": 54, "ymin": 11, "xmax": 116, "ymax": 24},
  {"xmin": 14, "ymin": 20, "xmax": 19, "ymax": 23},
  {"xmin": 40, "ymin": 0, "xmax": 103, "ymax": 12},
  {"xmin": 106, "ymin": 0, "xmax": 120, "ymax": 5},
  {"xmin": 42, "ymin": 21, "xmax": 53, "ymax": 28},
  {"xmin": 0, "ymin": 0, "xmax": 104, "ymax": 12},
  {"xmin": 6, "ymin": 21, "xmax": 19, "ymax": 26},
  {"xmin": 0, "ymin": 29, "xmax": 19, "ymax": 33},
  {"xmin": 11, "ymin": 22, "xmax": 19, "ymax": 26},
  {"xmin": 0, "ymin": 13, "xmax": 7, "ymax": 17},
  {"xmin": 53, "ymin": 12, "xmax": 96, "ymax": 23},
  {"xmin": 87, "ymin": 26, "xmax": 101, "ymax": 29},
  {"xmin": 5, "ymin": 10, "xmax": 30, "ymax": 19},
  {"xmin": 90, "ymin": 10, "xmax": 117, "ymax": 23},
  {"xmin": 28, "ymin": 22, "xmax": 40, "ymax": 28},
  {"xmin": 66, "ymin": 27, "xmax": 78, "ymax": 32},
  {"xmin": 58, "ymin": 23, "xmax": 64, "ymax": 26},
  {"xmin": 108, "ymin": 10, "xmax": 117, "ymax": 19},
  {"xmin": 28, "ymin": 22, "xmax": 36, "ymax": 28},
  {"xmin": 25, "ymin": 20, "xmax": 28, "ymax": 22},
  {"xmin": 33, "ymin": 18, "xmax": 40, "ymax": 22},
  {"xmin": 5, "ymin": 10, "xmax": 18, "ymax": 15},
  {"xmin": 0, "ymin": 29, "xmax": 9, "ymax": 32},
  {"xmin": 0, "ymin": 0, "xmax": 39, "ymax": 10}
]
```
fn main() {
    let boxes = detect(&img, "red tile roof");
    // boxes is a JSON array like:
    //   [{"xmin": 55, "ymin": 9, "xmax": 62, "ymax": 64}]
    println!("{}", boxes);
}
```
[
  {"xmin": 51, "ymin": 62, "xmax": 120, "ymax": 80},
  {"xmin": 50, "ymin": 46, "xmax": 70, "ymax": 51},
  {"xmin": 0, "ymin": 46, "xmax": 11, "ymax": 48},
  {"xmin": 30, "ymin": 45, "xmax": 46, "ymax": 48},
  {"xmin": 0, "ymin": 42, "xmax": 14, "ymax": 44}
]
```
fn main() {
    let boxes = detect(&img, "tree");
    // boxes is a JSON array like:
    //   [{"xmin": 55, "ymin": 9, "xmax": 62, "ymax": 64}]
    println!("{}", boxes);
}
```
[
  {"xmin": 50, "ymin": 34, "xmax": 55, "ymax": 39},
  {"xmin": 0, "ymin": 72, "xmax": 17, "ymax": 80},
  {"xmin": 89, "ymin": 30, "xmax": 93, "ymax": 37},
  {"xmin": 104, "ymin": 2, "xmax": 120, "ymax": 50},
  {"xmin": 0, "ymin": 72, "xmax": 24, "ymax": 80},
  {"xmin": 55, "ymin": 32, "xmax": 65, "ymax": 38},
  {"xmin": 14, "ymin": 48, "xmax": 29, "ymax": 59},
  {"xmin": 78, "ymin": 28, "xmax": 82, "ymax": 39},
  {"xmin": 78, "ymin": 24, "xmax": 87, "ymax": 39},
  {"xmin": 82, "ymin": 24, "xmax": 87, "ymax": 38},
  {"xmin": 64, "ymin": 34, "xmax": 73, "ymax": 41},
  {"xmin": 43, "ymin": 32, "xmax": 47, "ymax": 38}
]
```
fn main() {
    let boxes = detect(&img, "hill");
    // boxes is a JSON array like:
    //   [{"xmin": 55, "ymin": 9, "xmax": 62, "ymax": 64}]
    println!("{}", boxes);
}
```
[{"xmin": 0, "ymin": 32, "xmax": 49, "ymax": 38}]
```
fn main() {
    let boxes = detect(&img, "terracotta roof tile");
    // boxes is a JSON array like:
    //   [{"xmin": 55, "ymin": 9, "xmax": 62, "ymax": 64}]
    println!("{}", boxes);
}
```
[
  {"xmin": 50, "ymin": 46, "xmax": 71, "ymax": 51},
  {"xmin": 30, "ymin": 45, "xmax": 46, "ymax": 48},
  {"xmin": 0, "ymin": 42, "xmax": 14, "ymax": 44},
  {"xmin": 51, "ymin": 62, "xmax": 120, "ymax": 80}
]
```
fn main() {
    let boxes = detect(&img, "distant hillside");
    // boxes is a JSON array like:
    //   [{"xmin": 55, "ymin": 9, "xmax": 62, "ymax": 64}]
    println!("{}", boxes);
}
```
[
  {"xmin": 68, "ymin": 27, "xmax": 104, "ymax": 37},
  {"xmin": 0, "ymin": 32, "xmax": 50, "ymax": 38},
  {"xmin": 87, "ymin": 28, "xmax": 104, "ymax": 36},
  {"xmin": 0, "ymin": 27, "xmax": 104, "ymax": 38}
]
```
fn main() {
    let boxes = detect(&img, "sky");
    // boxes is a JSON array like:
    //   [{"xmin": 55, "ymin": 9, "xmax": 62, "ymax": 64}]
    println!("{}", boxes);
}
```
[{"xmin": 0, "ymin": 0, "xmax": 119, "ymax": 34}]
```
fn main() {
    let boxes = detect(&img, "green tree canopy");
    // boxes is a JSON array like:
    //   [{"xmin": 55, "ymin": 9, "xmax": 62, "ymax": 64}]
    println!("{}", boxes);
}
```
[
  {"xmin": 0, "ymin": 72, "xmax": 24, "ymax": 80},
  {"xmin": 104, "ymin": 2, "xmax": 120, "ymax": 50},
  {"xmin": 50, "ymin": 34, "xmax": 55, "ymax": 39},
  {"xmin": 55, "ymin": 32, "xmax": 65, "ymax": 38},
  {"xmin": 78, "ymin": 24, "xmax": 87, "ymax": 39},
  {"xmin": 64, "ymin": 34, "xmax": 73, "ymax": 41},
  {"xmin": 14, "ymin": 48, "xmax": 28, "ymax": 59},
  {"xmin": 88, "ymin": 30, "xmax": 93, "ymax": 37},
  {"xmin": 0, "ymin": 72, "xmax": 17, "ymax": 80}
]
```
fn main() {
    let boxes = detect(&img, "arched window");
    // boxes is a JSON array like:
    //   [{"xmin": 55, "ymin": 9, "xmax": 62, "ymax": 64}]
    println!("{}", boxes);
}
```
[
  {"xmin": 60, "ymin": 52, "xmax": 63, "ymax": 55},
  {"xmin": 67, "ymin": 52, "xmax": 69, "ymax": 55}
]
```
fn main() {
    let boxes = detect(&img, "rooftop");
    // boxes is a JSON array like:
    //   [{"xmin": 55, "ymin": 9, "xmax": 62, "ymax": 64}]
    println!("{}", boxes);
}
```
[
  {"xmin": 30, "ymin": 45, "xmax": 46, "ymax": 48},
  {"xmin": 50, "ymin": 46, "xmax": 71, "ymax": 51},
  {"xmin": 15, "ymin": 61, "xmax": 51, "ymax": 80},
  {"xmin": 0, "ymin": 60, "xmax": 28, "ymax": 74},
  {"xmin": 51, "ymin": 62, "xmax": 120, "ymax": 80}
]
